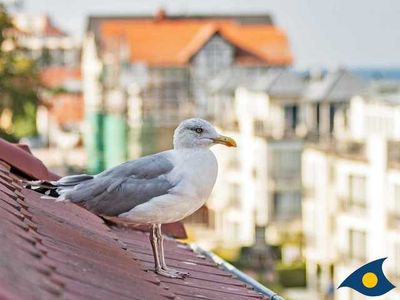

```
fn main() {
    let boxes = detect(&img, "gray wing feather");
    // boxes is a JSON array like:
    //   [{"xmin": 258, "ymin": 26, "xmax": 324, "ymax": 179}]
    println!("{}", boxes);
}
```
[
  {"xmin": 98, "ymin": 152, "xmax": 174, "ymax": 179},
  {"xmin": 60, "ymin": 152, "xmax": 175, "ymax": 216}
]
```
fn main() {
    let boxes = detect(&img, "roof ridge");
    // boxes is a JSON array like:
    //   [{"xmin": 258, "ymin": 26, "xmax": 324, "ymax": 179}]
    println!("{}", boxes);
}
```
[
  {"xmin": 0, "ymin": 139, "xmax": 59, "ymax": 180},
  {"xmin": 96, "ymin": 18, "xmax": 292, "ymax": 66},
  {"xmin": 176, "ymin": 22, "xmax": 217, "ymax": 63}
]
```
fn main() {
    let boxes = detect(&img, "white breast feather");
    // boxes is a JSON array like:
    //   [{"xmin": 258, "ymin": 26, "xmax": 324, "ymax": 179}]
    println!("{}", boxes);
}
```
[{"xmin": 119, "ymin": 148, "xmax": 218, "ymax": 224}]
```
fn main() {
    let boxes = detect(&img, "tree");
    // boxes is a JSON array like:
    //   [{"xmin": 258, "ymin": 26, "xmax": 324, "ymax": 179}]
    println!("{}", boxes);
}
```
[{"xmin": 0, "ymin": 4, "xmax": 40, "ymax": 141}]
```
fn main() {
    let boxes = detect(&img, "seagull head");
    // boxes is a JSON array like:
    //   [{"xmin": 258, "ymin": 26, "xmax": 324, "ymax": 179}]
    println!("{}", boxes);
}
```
[{"xmin": 173, "ymin": 118, "xmax": 237, "ymax": 149}]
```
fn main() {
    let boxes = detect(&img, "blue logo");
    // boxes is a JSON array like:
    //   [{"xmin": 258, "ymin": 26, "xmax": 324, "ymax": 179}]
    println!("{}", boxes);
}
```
[{"xmin": 338, "ymin": 257, "xmax": 395, "ymax": 296}]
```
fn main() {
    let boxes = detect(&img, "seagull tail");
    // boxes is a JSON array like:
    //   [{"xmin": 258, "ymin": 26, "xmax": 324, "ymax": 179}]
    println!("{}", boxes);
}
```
[{"xmin": 23, "ymin": 174, "xmax": 94, "ymax": 200}]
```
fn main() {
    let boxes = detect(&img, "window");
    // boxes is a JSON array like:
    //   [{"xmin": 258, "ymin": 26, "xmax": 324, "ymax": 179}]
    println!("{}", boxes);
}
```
[
  {"xmin": 229, "ymin": 183, "xmax": 241, "ymax": 209},
  {"xmin": 273, "ymin": 191, "xmax": 301, "ymax": 220},
  {"xmin": 194, "ymin": 35, "xmax": 233, "ymax": 76},
  {"xmin": 270, "ymin": 148, "xmax": 301, "ymax": 179},
  {"xmin": 254, "ymin": 120, "xmax": 266, "ymax": 136},
  {"xmin": 284, "ymin": 105, "xmax": 298, "ymax": 131},
  {"xmin": 394, "ymin": 184, "xmax": 400, "ymax": 215},
  {"xmin": 329, "ymin": 104, "xmax": 337, "ymax": 133},
  {"xmin": 348, "ymin": 175, "xmax": 366, "ymax": 208},
  {"xmin": 349, "ymin": 229, "xmax": 366, "ymax": 261}
]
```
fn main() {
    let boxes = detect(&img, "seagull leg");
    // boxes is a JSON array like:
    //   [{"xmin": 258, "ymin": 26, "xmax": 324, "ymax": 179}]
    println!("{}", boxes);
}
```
[
  {"xmin": 156, "ymin": 224, "xmax": 189, "ymax": 278},
  {"xmin": 150, "ymin": 224, "xmax": 183, "ymax": 278}
]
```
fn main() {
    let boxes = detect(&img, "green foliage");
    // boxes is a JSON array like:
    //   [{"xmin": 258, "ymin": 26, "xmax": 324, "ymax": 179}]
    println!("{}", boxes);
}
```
[
  {"xmin": 0, "ymin": 4, "xmax": 40, "ymax": 140},
  {"xmin": 276, "ymin": 261, "xmax": 307, "ymax": 287}
]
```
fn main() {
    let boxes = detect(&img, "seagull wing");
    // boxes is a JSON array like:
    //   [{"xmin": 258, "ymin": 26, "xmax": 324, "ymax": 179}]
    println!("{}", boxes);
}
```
[{"xmin": 59, "ymin": 152, "xmax": 176, "ymax": 216}]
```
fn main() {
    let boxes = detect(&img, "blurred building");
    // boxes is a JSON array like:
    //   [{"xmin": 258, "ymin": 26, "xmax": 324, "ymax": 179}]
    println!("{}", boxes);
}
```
[
  {"xmin": 302, "ymin": 84, "xmax": 400, "ymax": 300},
  {"xmin": 11, "ymin": 14, "xmax": 84, "ymax": 174},
  {"xmin": 187, "ymin": 69, "xmax": 305, "ymax": 260},
  {"xmin": 82, "ymin": 10, "xmax": 292, "ymax": 172},
  {"xmin": 12, "ymin": 14, "xmax": 80, "ymax": 67},
  {"xmin": 302, "ymin": 68, "xmax": 368, "ymax": 140}
]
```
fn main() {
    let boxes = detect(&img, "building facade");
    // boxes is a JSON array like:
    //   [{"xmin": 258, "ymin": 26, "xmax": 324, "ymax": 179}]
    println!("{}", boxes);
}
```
[
  {"xmin": 188, "ymin": 70, "xmax": 305, "ymax": 263},
  {"xmin": 82, "ymin": 11, "xmax": 293, "ymax": 172},
  {"xmin": 302, "ymin": 90, "xmax": 400, "ymax": 300}
]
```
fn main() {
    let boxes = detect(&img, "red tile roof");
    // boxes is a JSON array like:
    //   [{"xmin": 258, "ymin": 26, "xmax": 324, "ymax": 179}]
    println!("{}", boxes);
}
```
[
  {"xmin": 40, "ymin": 67, "xmax": 81, "ymax": 89},
  {"xmin": 42, "ymin": 16, "xmax": 66, "ymax": 37},
  {"xmin": 96, "ymin": 18, "xmax": 292, "ymax": 66},
  {"xmin": 0, "ymin": 139, "xmax": 269, "ymax": 300},
  {"xmin": 12, "ymin": 15, "xmax": 66, "ymax": 38},
  {"xmin": 49, "ymin": 93, "xmax": 84, "ymax": 125}
]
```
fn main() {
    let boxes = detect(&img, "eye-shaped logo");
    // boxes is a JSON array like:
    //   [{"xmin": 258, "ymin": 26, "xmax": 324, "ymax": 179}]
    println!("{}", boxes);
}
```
[{"xmin": 338, "ymin": 257, "xmax": 395, "ymax": 296}]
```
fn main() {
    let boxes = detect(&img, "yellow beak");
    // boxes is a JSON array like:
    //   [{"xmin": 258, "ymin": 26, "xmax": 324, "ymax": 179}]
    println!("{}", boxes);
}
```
[{"xmin": 212, "ymin": 135, "xmax": 237, "ymax": 147}]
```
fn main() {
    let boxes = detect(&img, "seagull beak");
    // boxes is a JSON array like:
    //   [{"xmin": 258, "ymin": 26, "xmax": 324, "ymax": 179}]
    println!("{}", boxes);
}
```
[{"xmin": 212, "ymin": 135, "xmax": 237, "ymax": 147}]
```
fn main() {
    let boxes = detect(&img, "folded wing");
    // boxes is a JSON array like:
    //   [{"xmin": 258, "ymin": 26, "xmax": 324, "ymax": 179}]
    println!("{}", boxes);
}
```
[{"xmin": 58, "ymin": 152, "xmax": 176, "ymax": 216}]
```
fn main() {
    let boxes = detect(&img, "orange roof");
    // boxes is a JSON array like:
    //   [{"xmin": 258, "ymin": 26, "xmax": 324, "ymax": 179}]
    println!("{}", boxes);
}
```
[
  {"xmin": 98, "ymin": 18, "xmax": 292, "ymax": 66},
  {"xmin": 50, "ymin": 93, "xmax": 84, "ymax": 125},
  {"xmin": 42, "ymin": 15, "xmax": 66, "ymax": 37},
  {"xmin": 40, "ymin": 67, "xmax": 81, "ymax": 88}
]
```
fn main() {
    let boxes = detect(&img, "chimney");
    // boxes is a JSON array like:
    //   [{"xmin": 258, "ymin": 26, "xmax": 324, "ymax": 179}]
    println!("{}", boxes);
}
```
[{"xmin": 154, "ymin": 8, "xmax": 167, "ymax": 22}]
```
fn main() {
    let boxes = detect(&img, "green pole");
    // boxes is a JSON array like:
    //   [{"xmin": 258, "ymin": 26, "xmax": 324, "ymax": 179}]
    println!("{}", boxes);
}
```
[
  {"xmin": 85, "ymin": 111, "xmax": 105, "ymax": 174},
  {"xmin": 103, "ymin": 113, "xmax": 128, "ymax": 169}
]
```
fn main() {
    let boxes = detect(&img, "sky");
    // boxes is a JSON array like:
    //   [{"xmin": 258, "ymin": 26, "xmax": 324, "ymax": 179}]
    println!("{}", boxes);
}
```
[{"xmin": 3, "ymin": 0, "xmax": 400, "ymax": 69}]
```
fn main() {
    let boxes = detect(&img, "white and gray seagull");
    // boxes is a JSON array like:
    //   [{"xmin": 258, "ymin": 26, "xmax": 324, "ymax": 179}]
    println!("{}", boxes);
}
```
[{"xmin": 27, "ymin": 118, "xmax": 236, "ymax": 278}]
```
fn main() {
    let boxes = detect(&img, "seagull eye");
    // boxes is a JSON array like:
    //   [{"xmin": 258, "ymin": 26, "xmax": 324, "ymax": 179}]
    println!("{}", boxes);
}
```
[{"xmin": 195, "ymin": 128, "xmax": 203, "ymax": 134}]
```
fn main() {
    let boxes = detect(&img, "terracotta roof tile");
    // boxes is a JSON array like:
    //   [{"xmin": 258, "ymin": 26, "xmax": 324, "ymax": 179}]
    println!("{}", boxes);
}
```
[
  {"xmin": 97, "ymin": 18, "xmax": 292, "ymax": 66},
  {"xmin": 0, "ymin": 139, "xmax": 270, "ymax": 299},
  {"xmin": 108, "ymin": 228, "xmax": 268, "ymax": 299}
]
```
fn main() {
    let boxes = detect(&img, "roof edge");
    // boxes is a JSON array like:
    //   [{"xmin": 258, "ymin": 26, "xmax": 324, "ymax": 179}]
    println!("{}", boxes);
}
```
[{"xmin": 0, "ymin": 139, "xmax": 59, "ymax": 180}]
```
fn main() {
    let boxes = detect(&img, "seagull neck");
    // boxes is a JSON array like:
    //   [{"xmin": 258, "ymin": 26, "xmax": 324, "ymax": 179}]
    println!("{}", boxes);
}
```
[{"xmin": 173, "ymin": 145, "xmax": 210, "ymax": 152}]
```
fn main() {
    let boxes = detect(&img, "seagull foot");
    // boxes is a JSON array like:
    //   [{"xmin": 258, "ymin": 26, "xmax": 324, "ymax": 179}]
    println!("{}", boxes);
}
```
[
  {"xmin": 155, "ymin": 268, "xmax": 186, "ymax": 279},
  {"xmin": 163, "ymin": 267, "xmax": 190, "ymax": 278}
]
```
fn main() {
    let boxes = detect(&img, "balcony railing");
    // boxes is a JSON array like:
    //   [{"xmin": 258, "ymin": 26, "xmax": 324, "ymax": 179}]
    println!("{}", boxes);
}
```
[
  {"xmin": 338, "ymin": 198, "xmax": 367, "ymax": 213},
  {"xmin": 306, "ymin": 138, "xmax": 367, "ymax": 161}
]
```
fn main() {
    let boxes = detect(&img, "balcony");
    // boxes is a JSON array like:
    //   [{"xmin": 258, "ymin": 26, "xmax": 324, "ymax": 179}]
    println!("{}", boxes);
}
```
[
  {"xmin": 338, "ymin": 198, "xmax": 367, "ymax": 214},
  {"xmin": 387, "ymin": 212, "xmax": 400, "ymax": 229},
  {"xmin": 306, "ymin": 139, "xmax": 367, "ymax": 161}
]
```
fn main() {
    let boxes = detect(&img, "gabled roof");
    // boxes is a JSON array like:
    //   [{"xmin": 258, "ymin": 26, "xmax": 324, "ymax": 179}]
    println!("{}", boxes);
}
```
[
  {"xmin": 244, "ymin": 68, "xmax": 305, "ymax": 98},
  {"xmin": 208, "ymin": 67, "xmax": 304, "ymax": 98},
  {"xmin": 13, "ymin": 14, "xmax": 66, "ymax": 37},
  {"xmin": 89, "ymin": 15, "xmax": 292, "ymax": 66},
  {"xmin": 0, "ymin": 139, "xmax": 270, "ymax": 300},
  {"xmin": 303, "ymin": 69, "xmax": 368, "ymax": 103}
]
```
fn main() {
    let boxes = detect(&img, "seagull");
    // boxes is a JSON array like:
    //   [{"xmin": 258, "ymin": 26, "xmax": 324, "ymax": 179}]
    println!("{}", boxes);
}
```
[{"xmin": 27, "ymin": 118, "xmax": 236, "ymax": 278}]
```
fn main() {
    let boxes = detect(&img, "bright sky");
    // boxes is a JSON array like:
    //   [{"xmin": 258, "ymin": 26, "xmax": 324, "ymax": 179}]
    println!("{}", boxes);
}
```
[{"xmin": 4, "ymin": 0, "xmax": 400, "ymax": 69}]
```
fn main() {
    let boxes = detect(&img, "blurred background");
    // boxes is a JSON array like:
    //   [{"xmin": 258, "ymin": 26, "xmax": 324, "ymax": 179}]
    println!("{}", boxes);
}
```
[{"xmin": 1, "ymin": 0, "xmax": 400, "ymax": 299}]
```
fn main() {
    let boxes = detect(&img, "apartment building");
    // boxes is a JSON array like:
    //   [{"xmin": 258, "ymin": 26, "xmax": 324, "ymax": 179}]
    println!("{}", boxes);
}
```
[
  {"xmin": 13, "ymin": 14, "xmax": 80, "ymax": 68},
  {"xmin": 82, "ymin": 11, "xmax": 292, "ymax": 172},
  {"xmin": 188, "ymin": 69, "xmax": 305, "ymax": 261},
  {"xmin": 302, "ymin": 87, "xmax": 400, "ymax": 299}
]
